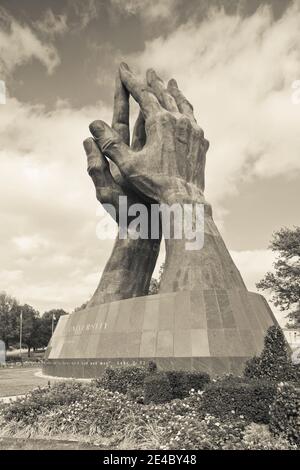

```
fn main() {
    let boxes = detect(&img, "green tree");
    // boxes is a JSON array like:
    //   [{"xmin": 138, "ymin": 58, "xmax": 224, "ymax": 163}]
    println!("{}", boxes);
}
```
[
  {"xmin": 149, "ymin": 262, "xmax": 165, "ymax": 295},
  {"xmin": 256, "ymin": 226, "xmax": 300, "ymax": 327},
  {"xmin": 148, "ymin": 278, "xmax": 159, "ymax": 295},
  {"xmin": 0, "ymin": 292, "xmax": 19, "ymax": 350},
  {"xmin": 244, "ymin": 325, "xmax": 294, "ymax": 381},
  {"xmin": 40, "ymin": 309, "xmax": 68, "ymax": 346},
  {"xmin": 17, "ymin": 304, "xmax": 41, "ymax": 357}
]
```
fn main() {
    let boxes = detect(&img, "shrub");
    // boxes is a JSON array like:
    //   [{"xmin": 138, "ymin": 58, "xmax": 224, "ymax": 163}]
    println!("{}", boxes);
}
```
[
  {"xmin": 201, "ymin": 378, "xmax": 276, "ymax": 424},
  {"xmin": 269, "ymin": 383, "xmax": 300, "ymax": 445},
  {"xmin": 165, "ymin": 371, "xmax": 187, "ymax": 399},
  {"xmin": 1, "ymin": 381, "xmax": 296, "ymax": 450},
  {"xmin": 40, "ymin": 387, "xmax": 142, "ymax": 440},
  {"xmin": 6, "ymin": 355, "xmax": 22, "ymax": 363},
  {"xmin": 163, "ymin": 413, "xmax": 247, "ymax": 450},
  {"xmin": 147, "ymin": 361, "xmax": 157, "ymax": 374},
  {"xmin": 95, "ymin": 365, "xmax": 147, "ymax": 394},
  {"xmin": 166, "ymin": 370, "xmax": 210, "ymax": 399},
  {"xmin": 244, "ymin": 325, "xmax": 296, "ymax": 382},
  {"xmin": 144, "ymin": 372, "xmax": 173, "ymax": 404},
  {"xmin": 95, "ymin": 364, "xmax": 211, "ymax": 400},
  {"xmin": 2, "ymin": 381, "xmax": 86, "ymax": 425},
  {"xmin": 126, "ymin": 385, "xmax": 144, "ymax": 404},
  {"xmin": 240, "ymin": 423, "xmax": 296, "ymax": 450},
  {"xmin": 184, "ymin": 371, "xmax": 211, "ymax": 392}
]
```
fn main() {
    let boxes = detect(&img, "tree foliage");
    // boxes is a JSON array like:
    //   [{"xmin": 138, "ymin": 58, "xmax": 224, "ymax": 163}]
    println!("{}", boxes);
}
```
[
  {"xmin": 244, "ymin": 326, "xmax": 299, "ymax": 382},
  {"xmin": 256, "ymin": 226, "xmax": 300, "ymax": 326},
  {"xmin": 149, "ymin": 262, "xmax": 165, "ymax": 295},
  {"xmin": 18, "ymin": 304, "xmax": 42, "ymax": 355},
  {"xmin": 0, "ymin": 292, "xmax": 68, "ymax": 355},
  {"xmin": 0, "ymin": 292, "xmax": 19, "ymax": 349},
  {"xmin": 39, "ymin": 309, "xmax": 68, "ymax": 346}
]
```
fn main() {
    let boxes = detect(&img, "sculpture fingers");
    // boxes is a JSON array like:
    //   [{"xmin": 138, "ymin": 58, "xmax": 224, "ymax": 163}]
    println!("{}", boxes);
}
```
[
  {"xmin": 112, "ymin": 71, "xmax": 130, "ymax": 145},
  {"xmin": 83, "ymin": 137, "xmax": 122, "ymax": 209},
  {"xmin": 131, "ymin": 110, "xmax": 146, "ymax": 151},
  {"xmin": 89, "ymin": 120, "xmax": 132, "ymax": 170},
  {"xmin": 119, "ymin": 62, "xmax": 161, "ymax": 120},
  {"xmin": 167, "ymin": 78, "xmax": 196, "ymax": 122},
  {"xmin": 146, "ymin": 68, "xmax": 178, "ymax": 113}
]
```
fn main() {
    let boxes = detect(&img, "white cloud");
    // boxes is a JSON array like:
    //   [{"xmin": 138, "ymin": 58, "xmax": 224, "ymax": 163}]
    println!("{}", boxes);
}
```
[
  {"xmin": 110, "ymin": 0, "xmax": 177, "ymax": 22},
  {"xmin": 28, "ymin": 2, "xmax": 97, "ymax": 40},
  {"xmin": 0, "ymin": 95, "xmax": 113, "ymax": 312},
  {"xmin": 230, "ymin": 249, "xmax": 275, "ymax": 292},
  {"xmin": 131, "ymin": 3, "xmax": 300, "ymax": 209},
  {"xmin": 1, "ymin": 3, "xmax": 299, "ymax": 316},
  {"xmin": 230, "ymin": 248, "xmax": 287, "ymax": 326},
  {"xmin": 0, "ymin": 270, "xmax": 23, "ymax": 286},
  {"xmin": 0, "ymin": 7, "xmax": 60, "ymax": 78},
  {"xmin": 71, "ymin": 0, "xmax": 97, "ymax": 30},
  {"xmin": 13, "ymin": 234, "xmax": 49, "ymax": 255},
  {"xmin": 34, "ymin": 9, "xmax": 68, "ymax": 37}
]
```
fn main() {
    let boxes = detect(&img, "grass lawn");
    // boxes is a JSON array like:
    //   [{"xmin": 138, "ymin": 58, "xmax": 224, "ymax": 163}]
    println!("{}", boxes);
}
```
[
  {"xmin": 0, "ymin": 368, "xmax": 51, "ymax": 397},
  {"xmin": 0, "ymin": 437, "xmax": 102, "ymax": 450}
]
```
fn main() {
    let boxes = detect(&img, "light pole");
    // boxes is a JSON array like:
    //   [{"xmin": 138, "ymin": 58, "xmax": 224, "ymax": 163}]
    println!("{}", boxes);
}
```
[{"xmin": 19, "ymin": 308, "xmax": 23, "ymax": 360}]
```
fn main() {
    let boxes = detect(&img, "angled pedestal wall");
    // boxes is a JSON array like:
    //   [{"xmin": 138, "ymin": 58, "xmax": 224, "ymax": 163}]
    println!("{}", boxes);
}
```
[{"xmin": 43, "ymin": 289, "xmax": 278, "ymax": 378}]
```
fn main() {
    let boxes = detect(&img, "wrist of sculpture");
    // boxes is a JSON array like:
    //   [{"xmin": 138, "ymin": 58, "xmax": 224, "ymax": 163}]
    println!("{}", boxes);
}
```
[
  {"xmin": 87, "ymin": 235, "xmax": 160, "ymax": 307},
  {"xmin": 158, "ymin": 192, "xmax": 246, "ymax": 293}
]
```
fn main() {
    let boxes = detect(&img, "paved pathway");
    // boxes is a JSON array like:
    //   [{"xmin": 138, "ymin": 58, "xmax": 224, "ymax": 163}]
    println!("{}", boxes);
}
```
[
  {"xmin": 0, "ymin": 367, "xmax": 92, "ymax": 400},
  {"xmin": 0, "ymin": 437, "xmax": 103, "ymax": 450},
  {"xmin": 0, "ymin": 367, "xmax": 50, "ymax": 398}
]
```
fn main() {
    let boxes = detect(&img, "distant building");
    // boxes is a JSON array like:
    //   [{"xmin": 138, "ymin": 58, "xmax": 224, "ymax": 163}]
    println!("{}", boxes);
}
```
[{"xmin": 283, "ymin": 328, "xmax": 300, "ymax": 350}]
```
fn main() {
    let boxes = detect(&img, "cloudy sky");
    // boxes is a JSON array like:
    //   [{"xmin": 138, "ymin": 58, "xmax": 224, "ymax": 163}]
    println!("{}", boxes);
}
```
[{"xmin": 0, "ymin": 0, "xmax": 299, "ymax": 324}]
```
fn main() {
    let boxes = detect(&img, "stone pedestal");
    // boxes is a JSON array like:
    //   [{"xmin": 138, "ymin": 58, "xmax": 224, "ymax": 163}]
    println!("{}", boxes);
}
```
[{"xmin": 43, "ymin": 289, "xmax": 277, "ymax": 378}]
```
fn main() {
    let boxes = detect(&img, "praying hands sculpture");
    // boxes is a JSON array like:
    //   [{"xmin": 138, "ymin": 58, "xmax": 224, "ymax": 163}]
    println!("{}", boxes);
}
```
[
  {"xmin": 84, "ymin": 64, "xmax": 246, "ymax": 307},
  {"xmin": 44, "ymin": 64, "xmax": 277, "ymax": 378}
]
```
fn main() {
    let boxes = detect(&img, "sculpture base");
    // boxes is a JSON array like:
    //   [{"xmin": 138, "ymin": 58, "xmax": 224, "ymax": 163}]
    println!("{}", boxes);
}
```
[{"xmin": 43, "ymin": 289, "xmax": 278, "ymax": 378}]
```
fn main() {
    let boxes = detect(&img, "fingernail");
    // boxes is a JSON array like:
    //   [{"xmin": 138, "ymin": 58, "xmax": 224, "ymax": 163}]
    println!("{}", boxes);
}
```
[
  {"xmin": 168, "ymin": 78, "xmax": 178, "ymax": 88},
  {"xmin": 83, "ymin": 138, "xmax": 93, "ymax": 154},
  {"xmin": 120, "ymin": 62, "xmax": 130, "ymax": 71},
  {"xmin": 89, "ymin": 120, "xmax": 104, "ymax": 138},
  {"xmin": 146, "ymin": 68, "xmax": 156, "ymax": 83}
]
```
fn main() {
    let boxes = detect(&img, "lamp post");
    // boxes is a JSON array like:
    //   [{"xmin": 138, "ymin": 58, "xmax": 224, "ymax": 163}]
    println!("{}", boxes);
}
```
[{"xmin": 19, "ymin": 308, "xmax": 23, "ymax": 360}]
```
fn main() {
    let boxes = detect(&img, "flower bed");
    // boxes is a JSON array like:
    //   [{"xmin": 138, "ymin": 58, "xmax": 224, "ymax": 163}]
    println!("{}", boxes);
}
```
[{"xmin": 0, "ymin": 378, "xmax": 298, "ymax": 450}]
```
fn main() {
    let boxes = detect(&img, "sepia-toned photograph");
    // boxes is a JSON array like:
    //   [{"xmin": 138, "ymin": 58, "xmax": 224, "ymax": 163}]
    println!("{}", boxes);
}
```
[{"xmin": 0, "ymin": 0, "xmax": 299, "ymax": 461}]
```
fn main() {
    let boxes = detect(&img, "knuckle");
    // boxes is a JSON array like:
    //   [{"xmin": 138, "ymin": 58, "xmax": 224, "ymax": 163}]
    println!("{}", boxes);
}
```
[
  {"xmin": 158, "ymin": 110, "xmax": 176, "ymax": 128},
  {"xmin": 193, "ymin": 125, "xmax": 204, "ymax": 139},
  {"xmin": 177, "ymin": 115, "xmax": 191, "ymax": 128},
  {"xmin": 87, "ymin": 156, "xmax": 101, "ymax": 173},
  {"xmin": 116, "ymin": 151, "xmax": 136, "ymax": 175},
  {"xmin": 203, "ymin": 138, "xmax": 210, "ymax": 151},
  {"xmin": 175, "ymin": 116, "xmax": 191, "ymax": 144},
  {"xmin": 96, "ymin": 188, "xmax": 112, "ymax": 205},
  {"xmin": 101, "ymin": 134, "xmax": 122, "ymax": 152},
  {"xmin": 185, "ymin": 98, "xmax": 193, "ymax": 111}
]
